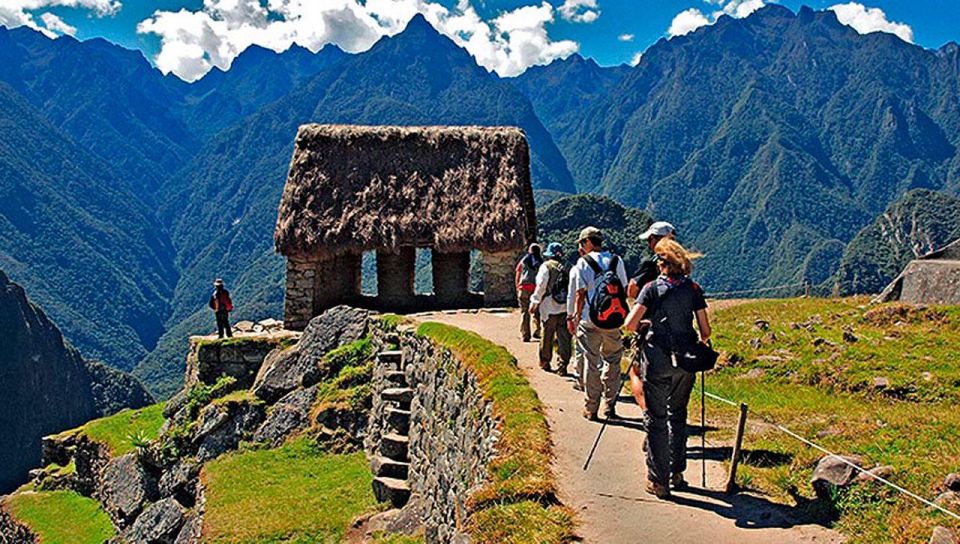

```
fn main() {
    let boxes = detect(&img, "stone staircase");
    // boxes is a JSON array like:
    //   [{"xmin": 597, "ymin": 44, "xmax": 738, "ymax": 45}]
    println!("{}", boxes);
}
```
[{"xmin": 371, "ymin": 350, "xmax": 412, "ymax": 508}]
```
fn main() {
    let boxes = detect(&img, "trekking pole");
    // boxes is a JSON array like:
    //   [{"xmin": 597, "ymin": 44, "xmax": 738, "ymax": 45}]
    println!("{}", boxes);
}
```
[
  {"xmin": 583, "ymin": 371, "xmax": 630, "ymax": 471},
  {"xmin": 701, "ymin": 370, "xmax": 706, "ymax": 487}
]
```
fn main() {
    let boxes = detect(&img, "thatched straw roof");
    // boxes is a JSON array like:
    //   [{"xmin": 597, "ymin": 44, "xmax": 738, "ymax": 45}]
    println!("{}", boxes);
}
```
[{"xmin": 275, "ymin": 124, "xmax": 537, "ymax": 258}]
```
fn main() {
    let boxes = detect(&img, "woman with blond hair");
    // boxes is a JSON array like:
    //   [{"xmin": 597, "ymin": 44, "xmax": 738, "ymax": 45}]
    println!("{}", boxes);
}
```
[{"xmin": 624, "ymin": 238, "xmax": 711, "ymax": 499}]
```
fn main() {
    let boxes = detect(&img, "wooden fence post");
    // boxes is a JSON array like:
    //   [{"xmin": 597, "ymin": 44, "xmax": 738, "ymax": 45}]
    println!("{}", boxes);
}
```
[{"xmin": 725, "ymin": 403, "xmax": 749, "ymax": 494}]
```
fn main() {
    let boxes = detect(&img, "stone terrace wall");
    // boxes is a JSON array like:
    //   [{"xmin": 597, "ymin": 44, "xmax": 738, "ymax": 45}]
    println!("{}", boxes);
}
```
[{"xmin": 367, "ymin": 325, "xmax": 499, "ymax": 543}]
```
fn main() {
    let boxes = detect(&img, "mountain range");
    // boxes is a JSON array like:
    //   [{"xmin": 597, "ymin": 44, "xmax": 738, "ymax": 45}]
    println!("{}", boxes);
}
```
[{"xmin": 1, "ymin": 6, "xmax": 959, "ymax": 397}]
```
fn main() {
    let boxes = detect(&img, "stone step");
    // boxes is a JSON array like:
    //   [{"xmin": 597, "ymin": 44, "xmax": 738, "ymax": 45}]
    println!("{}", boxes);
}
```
[
  {"xmin": 380, "ymin": 433, "xmax": 409, "ymax": 461},
  {"xmin": 384, "ymin": 370, "xmax": 408, "ymax": 387},
  {"xmin": 381, "ymin": 387, "xmax": 413, "ymax": 407},
  {"xmin": 370, "ymin": 455, "xmax": 410, "ymax": 480},
  {"xmin": 372, "ymin": 477, "xmax": 411, "ymax": 508},
  {"xmin": 378, "ymin": 350, "xmax": 403, "ymax": 369},
  {"xmin": 385, "ymin": 407, "xmax": 410, "ymax": 435}
]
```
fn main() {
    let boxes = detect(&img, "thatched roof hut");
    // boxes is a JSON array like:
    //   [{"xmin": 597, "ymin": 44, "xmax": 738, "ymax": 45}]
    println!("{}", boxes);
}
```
[
  {"xmin": 876, "ymin": 239, "xmax": 960, "ymax": 304},
  {"xmin": 275, "ymin": 124, "xmax": 536, "ymax": 259},
  {"xmin": 275, "ymin": 124, "xmax": 537, "ymax": 327}
]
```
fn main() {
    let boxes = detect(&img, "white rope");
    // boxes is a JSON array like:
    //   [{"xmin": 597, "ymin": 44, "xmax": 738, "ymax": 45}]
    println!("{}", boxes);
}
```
[
  {"xmin": 705, "ymin": 282, "xmax": 808, "ymax": 298},
  {"xmin": 703, "ymin": 390, "xmax": 960, "ymax": 521}
]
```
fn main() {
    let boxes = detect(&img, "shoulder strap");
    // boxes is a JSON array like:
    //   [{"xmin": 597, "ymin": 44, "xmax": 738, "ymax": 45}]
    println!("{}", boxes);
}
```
[
  {"xmin": 609, "ymin": 254, "xmax": 620, "ymax": 274},
  {"xmin": 582, "ymin": 254, "xmax": 603, "ymax": 275}
]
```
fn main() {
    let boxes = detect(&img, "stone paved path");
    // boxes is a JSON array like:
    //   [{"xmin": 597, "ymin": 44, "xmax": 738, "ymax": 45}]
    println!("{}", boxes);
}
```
[{"xmin": 414, "ymin": 310, "xmax": 844, "ymax": 544}]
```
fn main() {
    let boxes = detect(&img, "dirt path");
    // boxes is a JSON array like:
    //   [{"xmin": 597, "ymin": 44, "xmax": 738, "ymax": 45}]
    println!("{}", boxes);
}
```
[{"xmin": 414, "ymin": 310, "xmax": 843, "ymax": 544}]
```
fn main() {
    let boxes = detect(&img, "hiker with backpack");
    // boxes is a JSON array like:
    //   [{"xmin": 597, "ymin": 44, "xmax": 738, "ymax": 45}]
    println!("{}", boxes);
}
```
[
  {"xmin": 529, "ymin": 242, "xmax": 572, "ymax": 374},
  {"xmin": 567, "ymin": 227, "xmax": 629, "ymax": 421},
  {"xmin": 516, "ymin": 244, "xmax": 544, "ymax": 342},
  {"xmin": 624, "ymin": 238, "xmax": 714, "ymax": 499},
  {"xmin": 209, "ymin": 278, "xmax": 234, "ymax": 339}
]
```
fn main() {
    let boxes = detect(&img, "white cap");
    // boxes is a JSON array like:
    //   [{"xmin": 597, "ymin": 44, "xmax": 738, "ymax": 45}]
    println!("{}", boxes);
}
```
[{"xmin": 639, "ymin": 221, "xmax": 676, "ymax": 241}]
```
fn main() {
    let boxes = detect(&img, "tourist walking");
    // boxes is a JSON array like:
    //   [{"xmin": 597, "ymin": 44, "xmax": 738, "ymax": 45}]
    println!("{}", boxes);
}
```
[
  {"xmin": 568, "ymin": 246, "xmax": 586, "ymax": 390},
  {"xmin": 209, "ymin": 278, "xmax": 234, "ymax": 339},
  {"xmin": 624, "ymin": 239, "xmax": 711, "ymax": 499},
  {"xmin": 626, "ymin": 221, "xmax": 676, "ymax": 409},
  {"xmin": 516, "ymin": 243, "xmax": 543, "ymax": 342},
  {"xmin": 530, "ymin": 243, "xmax": 572, "ymax": 374},
  {"xmin": 568, "ymin": 227, "xmax": 629, "ymax": 421}
]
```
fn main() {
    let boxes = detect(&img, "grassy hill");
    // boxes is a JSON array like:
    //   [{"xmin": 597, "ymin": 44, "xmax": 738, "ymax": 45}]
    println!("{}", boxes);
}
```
[{"xmin": 701, "ymin": 298, "xmax": 960, "ymax": 542}]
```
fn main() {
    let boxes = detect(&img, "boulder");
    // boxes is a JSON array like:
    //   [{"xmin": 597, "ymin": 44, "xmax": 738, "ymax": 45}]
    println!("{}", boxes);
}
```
[
  {"xmin": 252, "ymin": 346, "xmax": 311, "ymax": 404},
  {"xmin": 872, "ymin": 377, "xmax": 891, "ymax": 390},
  {"xmin": 158, "ymin": 460, "xmax": 200, "ymax": 507},
  {"xmin": 934, "ymin": 491, "xmax": 960, "ymax": 511},
  {"xmin": 945, "ymin": 473, "xmax": 960, "ymax": 492},
  {"xmin": 233, "ymin": 320, "xmax": 256, "ymax": 333},
  {"xmin": 99, "ymin": 453, "xmax": 159, "ymax": 527},
  {"xmin": 258, "ymin": 318, "xmax": 283, "ymax": 331},
  {"xmin": 931, "ymin": 526, "xmax": 959, "ymax": 544},
  {"xmin": 253, "ymin": 386, "xmax": 318, "ymax": 446},
  {"xmin": 123, "ymin": 498, "xmax": 185, "ymax": 544},
  {"xmin": 253, "ymin": 306, "xmax": 369, "ymax": 403},
  {"xmin": 811, "ymin": 454, "xmax": 863, "ymax": 498},
  {"xmin": 194, "ymin": 400, "xmax": 265, "ymax": 462}
]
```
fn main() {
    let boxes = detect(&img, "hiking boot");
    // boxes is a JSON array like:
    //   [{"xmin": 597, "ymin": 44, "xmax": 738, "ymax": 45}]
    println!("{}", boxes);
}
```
[
  {"xmin": 539, "ymin": 361, "xmax": 552, "ymax": 372},
  {"xmin": 555, "ymin": 365, "xmax": 568, "ymax": 377},
  {"xmin": 532, "ymin": 333, "xmax": 541, "ymax": 340},
  {"xmin": 582, "ymin": 409, "xmax": 598, "ymax": 421},
  {"xmin": 671, "ymin": 473, "xmax": 688, "ymax": 490},
  {"xmin": 645, "ymin": 480, "xmax": 671, "ymax": 499},
  {"xmin": 572, "ymin": 381, "xmax": 584, "ymax": 392},
  {"xmin": 601, "ymin": 407, "xmax": 618, "ymax": 420},
  {"xmin": 522, "ymin": 336, "xmax": 531, "ymax": 342}
]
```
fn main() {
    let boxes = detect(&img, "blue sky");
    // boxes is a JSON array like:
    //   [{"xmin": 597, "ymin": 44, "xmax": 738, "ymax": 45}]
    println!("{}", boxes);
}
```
[{"xmin": 7, "ymin": 0, "xmax": 960, "ymax": 81}]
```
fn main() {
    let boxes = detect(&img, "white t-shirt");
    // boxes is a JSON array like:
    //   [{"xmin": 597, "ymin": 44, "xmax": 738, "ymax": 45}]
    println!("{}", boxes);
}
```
[
  {"xmin": 571, "ymin": 251, "xmax": 628, "ymax": 325},
  {"xmin": 529, "ymin": 261, "xmax": 567, "ymax": 319}
]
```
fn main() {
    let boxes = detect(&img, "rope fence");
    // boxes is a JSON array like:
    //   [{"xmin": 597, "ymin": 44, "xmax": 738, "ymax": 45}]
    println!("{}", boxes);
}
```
[
  {"xmin": 705, "ymin": 281, "xmax": 810, "ymax": 299},
  {"xmin": 701, "ymin": 388, "xmax": 960, "ymax": 521}
]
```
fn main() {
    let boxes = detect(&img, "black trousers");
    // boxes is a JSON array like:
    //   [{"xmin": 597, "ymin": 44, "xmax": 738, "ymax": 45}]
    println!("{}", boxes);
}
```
[
  {"xmin": 640, "ymin": 342, "xmax": 696, "ymax": 484},
  {"xmin": 216, "ymin": 311, "xmax": 232, "ymax": 338}
]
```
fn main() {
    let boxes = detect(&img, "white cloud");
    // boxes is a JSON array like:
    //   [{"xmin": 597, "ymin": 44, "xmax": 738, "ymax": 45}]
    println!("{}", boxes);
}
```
[
  {"xmin": 0, "ymin": 0, "xmax": 119, "ymax": 36},
  {"xmin": 558, "ymin": 0, "xmax": 599, "ymax": 23},
  {"xmin": 630, "ymin": 51, "xmax": 642, "ymax": 66},
  {"xmin": 828, "ymin": 2, "xmax": 913, "ymax": 43},
  {"xmin": 40, "ymin": 12, "xmax": 76, "ymax": 36},
  {"xmin": 720, "ymin": 0, "xmax": 765, "ymax": 18},
  {"xmin": 137, "ymin": 0, "xmax": 582, "ymax": 81},
  {"xmin": 618, "ymin": 33, "xmax": 634, "ymax": 42},
  {"xmin": 668, "ymin": 8, "xmax": 710, "ymax": 37}
]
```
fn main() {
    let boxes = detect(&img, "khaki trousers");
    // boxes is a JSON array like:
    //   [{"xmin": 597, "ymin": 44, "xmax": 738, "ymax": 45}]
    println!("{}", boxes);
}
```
[
  {"xmin": 518, "ymin": 290, "xmax": 541, "ymax": 340},
  {"xmin": 577, "ymin": 322, "xmax": 624, "ymax": 415},
  {"xmin": 539, "ymin": 313, "xmax": 572, "ymax": 370}
]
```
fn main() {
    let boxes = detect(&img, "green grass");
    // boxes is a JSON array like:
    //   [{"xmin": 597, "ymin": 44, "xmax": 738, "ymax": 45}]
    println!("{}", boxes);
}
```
[
  {"xmin": 201, "ymin": 437, "xmax": 379, "ymax": 543},
  {"xmin": 60, "ymin": 402, "xmax": 166, "ymax": 456},
  {"xmin": 4, "ymin": 491, "xmax": 116, "ymax": 544},
  {"xmin": 700, "ymin": 298, "xmax": 960, "ymax": 543},
  {"xmin": 415, "ymin": 322, "xmax": 576, "ymax": 544}
]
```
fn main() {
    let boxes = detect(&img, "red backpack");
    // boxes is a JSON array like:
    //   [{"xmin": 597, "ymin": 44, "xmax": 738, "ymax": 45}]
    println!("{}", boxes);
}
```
[{"xmin": 583, "ymin": 254, "xmax": 628, "ymax": 329}]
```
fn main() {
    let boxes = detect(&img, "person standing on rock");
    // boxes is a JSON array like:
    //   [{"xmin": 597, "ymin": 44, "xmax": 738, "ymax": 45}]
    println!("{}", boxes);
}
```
[
  {"xmin": 530, "ymin": 243, "xmax": 572, "ymax": 374},
  {"xmin": 516, "ymin": 243, "xmax": 543, "ymax": 342},
  {"xmin": 209, "ymin": 279, "xmax": 234, "ymax": 339},
  {"xmin": 624, "ymin": 239, "xmax": 710, "ymax": 499},
  {"xmin": 567, "ymin": 227, "xmax": 629, "ymax": 421}
]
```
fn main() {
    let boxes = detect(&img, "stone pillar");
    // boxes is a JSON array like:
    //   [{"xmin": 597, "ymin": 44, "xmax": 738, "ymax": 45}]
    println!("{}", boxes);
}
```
[
  {"xmin": 482, "ymin": 249, "xmax": 517, "ymax": 308},
  {"xmin": 432, "ymin": 250, "xmax": 471, "ymax": 308},
  {"xmin": 284, "ymin": 256, "xmax": 316, "ymax": 330},
  {"xmin": 377, "ymin": 247, "xmax": 416, "ymax": 310},
  {"xmin": 313, "ymin": 252, "xmax": 362, "ymax": 315}
]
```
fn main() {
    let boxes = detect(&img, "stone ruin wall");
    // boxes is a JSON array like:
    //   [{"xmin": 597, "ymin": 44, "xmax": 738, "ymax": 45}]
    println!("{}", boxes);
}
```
[{"xmin": 368, "ymin": 324, "xmax": 500, "ymax": 543}]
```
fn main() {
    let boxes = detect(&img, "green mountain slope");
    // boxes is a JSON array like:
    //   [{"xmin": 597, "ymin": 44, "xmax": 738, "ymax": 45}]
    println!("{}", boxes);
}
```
[
  {"xmin": 836, "ymin": 189, "xmax": 960, "ymax": 295},
  {"xmin": 547, "ymin": 5, "xmax": 960, "ymax": 292},
  {"xmin": 0, "ymin": 82, "xmax": 177, "ymax": 370},
  {"xmin": 0, "ymin": 270, "xmax": 152, "ymax": 493}
]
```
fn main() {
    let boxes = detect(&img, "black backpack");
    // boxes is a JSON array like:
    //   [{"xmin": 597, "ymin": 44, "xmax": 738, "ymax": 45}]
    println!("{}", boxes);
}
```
[
  {"xmin": 651, "ymin": 282, "xmax": 718, "ymax": 373},
  {"xmin": 546, "ymin": 260, "xmax": 569, "ymax": 305},
  {"xmin": 583, "ymin": 254, "xmax": 628, "ymax": 329}
]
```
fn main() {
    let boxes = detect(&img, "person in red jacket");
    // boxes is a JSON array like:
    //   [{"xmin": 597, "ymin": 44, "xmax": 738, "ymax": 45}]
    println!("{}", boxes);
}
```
[{"xmin": 210, "ymin": 278, "xmax": 234, "ymax": 338}]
